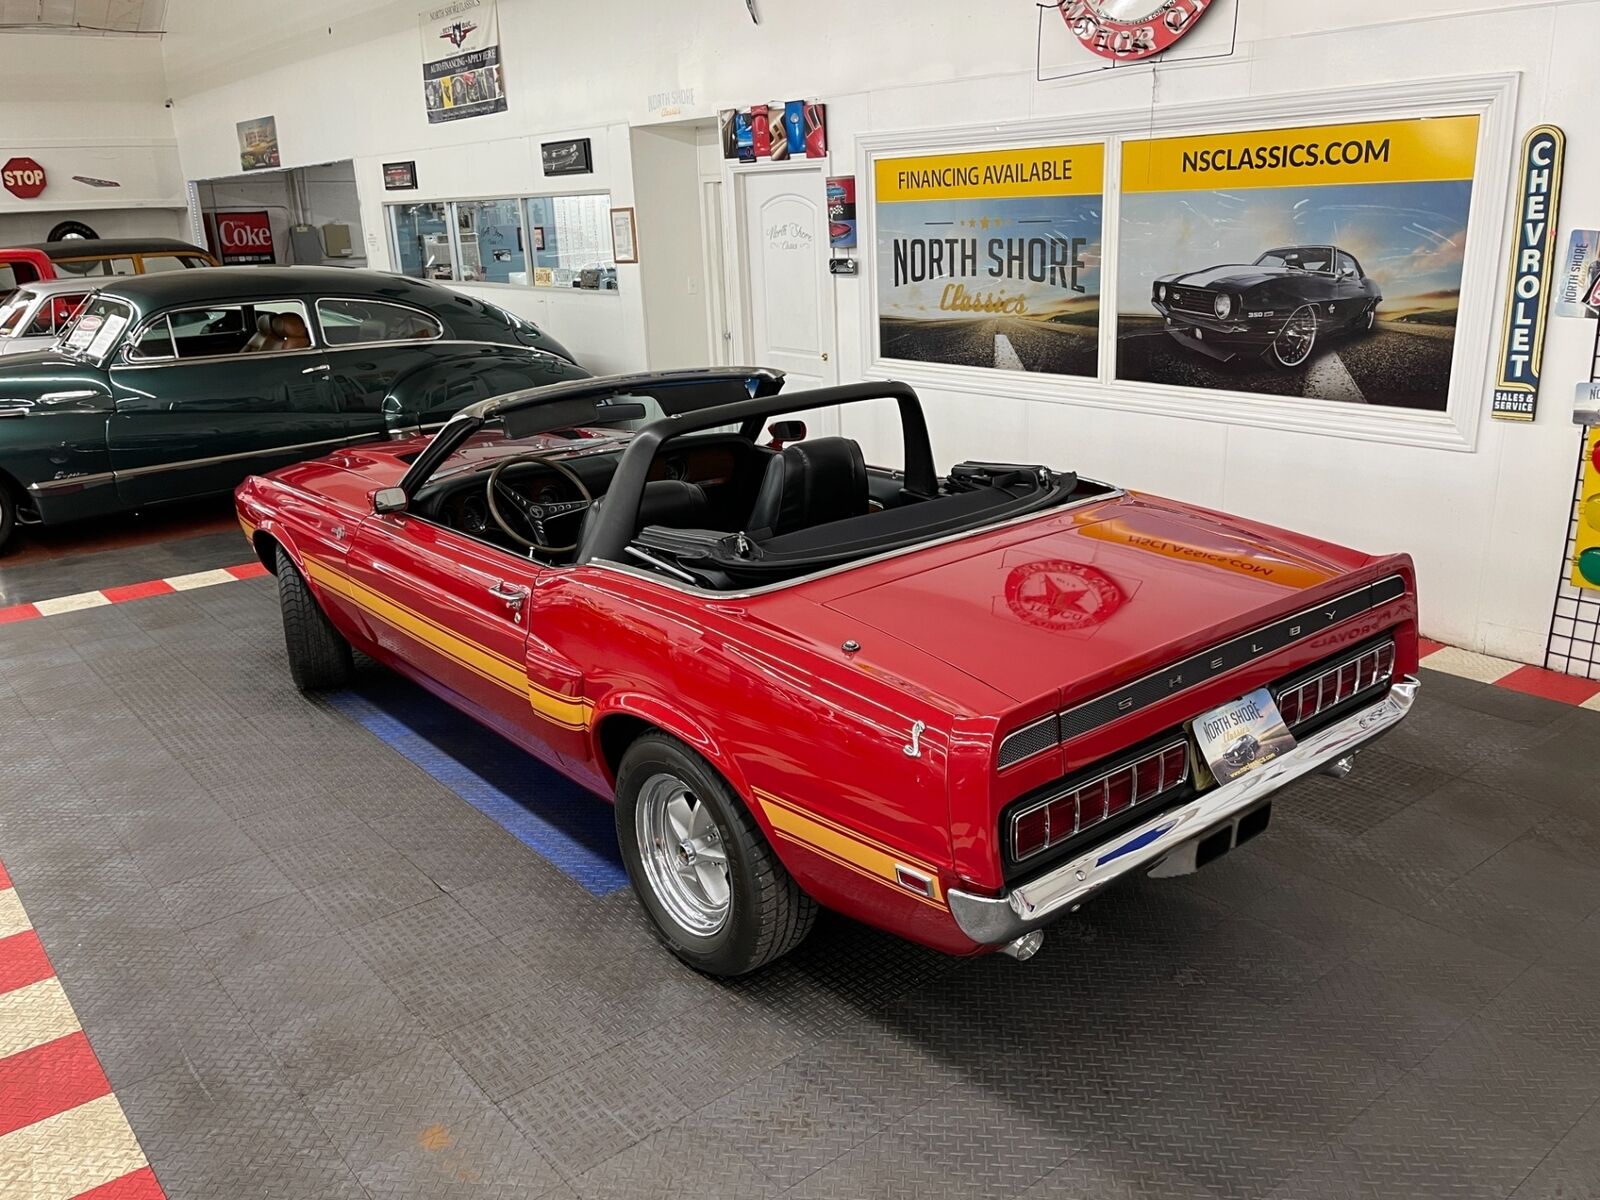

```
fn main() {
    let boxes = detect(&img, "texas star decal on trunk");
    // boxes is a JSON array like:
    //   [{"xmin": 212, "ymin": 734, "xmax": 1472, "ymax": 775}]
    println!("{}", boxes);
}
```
[{"xmin": 1005, "ymin": 561, "xmax": 1123, "ymax": 630}]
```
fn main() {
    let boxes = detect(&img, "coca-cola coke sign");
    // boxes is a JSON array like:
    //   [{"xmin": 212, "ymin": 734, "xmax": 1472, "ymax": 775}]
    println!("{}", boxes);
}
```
[
  {"xmin": 213, "ymin": 210, "xmax": 275, "ymax": 264},
  {"xmin": 1058, "ymin": 0, "xmax": 1214, "ymax": 61}
]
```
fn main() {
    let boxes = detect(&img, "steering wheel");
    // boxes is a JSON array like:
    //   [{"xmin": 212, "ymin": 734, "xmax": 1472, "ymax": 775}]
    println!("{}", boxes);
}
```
[{"xmin": 485, "ymin": 452, "xmax": 593, "ymax": 555}]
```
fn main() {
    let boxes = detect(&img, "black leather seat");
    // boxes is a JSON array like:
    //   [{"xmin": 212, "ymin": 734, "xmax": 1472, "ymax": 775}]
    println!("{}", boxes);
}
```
[
  {"xmin": 578, "ymin": 479, "xmax": 709, "ymax": 552},
  {"xmin": 746, "ymin": 437, "xmax": 868, "ymax": 538},
  {"xmin": 634, "ymin": 480, "xmax": 708, "ymax": 532}
]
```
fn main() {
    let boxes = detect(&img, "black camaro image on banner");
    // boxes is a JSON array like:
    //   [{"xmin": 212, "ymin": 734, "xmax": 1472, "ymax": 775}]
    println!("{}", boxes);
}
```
[{"xmin": 1150, "ymin": 246, "xmax": 1383, "ymax": 369}]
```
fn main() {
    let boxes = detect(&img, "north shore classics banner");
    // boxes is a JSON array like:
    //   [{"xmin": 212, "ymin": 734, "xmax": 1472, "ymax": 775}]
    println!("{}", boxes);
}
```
[
  {"xmin": 1117, "ymin": 115, "xmax": 1480, "ymax": 411},
  {"xmin": 419, "ymin": 0, "xmax": 507, "ymax": 124},
  {"xmin": 875, "ymin": 144, "xmax": 1104, "ymax": 377}
]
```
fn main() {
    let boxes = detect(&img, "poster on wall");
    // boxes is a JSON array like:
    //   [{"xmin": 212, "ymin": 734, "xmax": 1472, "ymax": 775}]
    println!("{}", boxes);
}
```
[
  {"xmin": 419, "ymin": 0, "xmax": 507, "ymax": 124},
  {"xmin": 1556, "ymin": 229, "xmax": 1600, "ymax": 318},
  {"xmin": 718, "ymin": 103, "xmax": 827, "ymax": 162},
  {"xmin": 236, "ymin": 116, "xmax": 280, "ymax": 172},
  {"xmin": 874, "ymin": 144, "xmax": 1104, "ymax": 376},
  {"xmin": 1117, "ymin": 115, "xmax": 1480, "ymax": 410}
]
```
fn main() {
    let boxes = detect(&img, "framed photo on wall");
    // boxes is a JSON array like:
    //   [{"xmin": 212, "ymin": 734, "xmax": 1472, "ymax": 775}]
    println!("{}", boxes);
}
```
[
  {"xmin": 542, "ymin": 138, "xmax": 593, "ymax": 176},
  {"xmin": 610, "ymin": 207, "xmax": 638, "ymax": 264}
]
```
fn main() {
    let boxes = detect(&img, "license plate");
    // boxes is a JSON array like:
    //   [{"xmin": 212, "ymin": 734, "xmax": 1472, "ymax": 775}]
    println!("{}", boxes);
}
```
[{"xmin": 1192, "ymin": 687, "xmax": 1296, "ymax": 784}]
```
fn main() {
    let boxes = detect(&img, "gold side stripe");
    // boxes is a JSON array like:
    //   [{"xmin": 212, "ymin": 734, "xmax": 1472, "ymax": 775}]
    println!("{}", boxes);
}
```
[
  {"xmin": 304, "ymin": 555, "xmax": 591, "ymax": 730},
  {"xmin": 754, "ymin": 788, "xmax": 942, "ymax": 877},
  {"xmin": 757, "ymin": 792, "xmax": 945, "ymax": 906},
  {"xmin": 774, "ymin": 831, "xmax": 948, "ymax": 913}
]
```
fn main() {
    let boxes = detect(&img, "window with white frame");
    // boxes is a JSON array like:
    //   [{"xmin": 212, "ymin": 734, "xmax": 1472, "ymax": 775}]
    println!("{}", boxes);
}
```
[{"xmin": 385, "ymin": 193, "xmax": 617, "ymax": 293}]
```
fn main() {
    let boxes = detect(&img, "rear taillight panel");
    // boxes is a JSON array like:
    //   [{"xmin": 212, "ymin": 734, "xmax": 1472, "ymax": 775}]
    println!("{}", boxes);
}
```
[
  {"xmin": 1009, "ymin": 740, "xmax": 1189, "ymax": 863},
  {"xmin": 1275, "ymin": 640, "xmax": 1394, "ymax": 728}
]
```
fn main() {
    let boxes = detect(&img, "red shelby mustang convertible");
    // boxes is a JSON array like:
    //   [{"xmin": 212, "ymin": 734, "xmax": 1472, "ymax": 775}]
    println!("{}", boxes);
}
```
[{"xmin": 236, "ymin": 369, "xmax": 1420, "ymax": 975}]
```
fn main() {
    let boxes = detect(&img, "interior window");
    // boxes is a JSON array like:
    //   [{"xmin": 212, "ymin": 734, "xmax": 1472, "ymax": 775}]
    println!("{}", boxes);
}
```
[
  {"xmin": 523, "ymin": 193, "xmax": 617, "ymax": 291},
  {"xmin": 456, "ymin": 198, "xmax": 526, "ymax": 285},
  {"xmin": 0, "ymin": 265, "xmax": 18, "ymax": 296},
  {"xmin": 57, "ymin": 256, "xmax": 138, "ymax": 278},
  {"xmin": 389, "ymin": 202, "xmax": 455, "ymax": 280},
  {"xmin": 132, "ymin": 300, "xmax": 312, "ymax": 360},
  {"xmin": 138, "ymin": 254, "xmax": 190, "ymax": 274},
  {"xmin": 318, "ymin": 298, "xmax": 443, "ymax": 345},
  {"xmin": 25, "ymin": 294, "xmax": 84, "ymax": 337},
  {"xmin": 1338, "ymin": 252, "xmax": 1359, "ymax": 277}
]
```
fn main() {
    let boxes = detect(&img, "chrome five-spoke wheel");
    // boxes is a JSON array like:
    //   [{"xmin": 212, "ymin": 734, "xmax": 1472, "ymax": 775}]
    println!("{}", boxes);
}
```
[
  {"xmin": 615, "ymin": 732, "xmax": 816, "ymax": 975},
  {"xmin": 635, "ymin": 773, "xmax": 730, "ymax": 936}
]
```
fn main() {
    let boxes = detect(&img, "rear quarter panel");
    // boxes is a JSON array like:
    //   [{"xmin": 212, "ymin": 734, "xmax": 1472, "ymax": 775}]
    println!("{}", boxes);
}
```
[{"xmin": 546, "ymin": 565, "xmax": 1007, "ymax": 953}]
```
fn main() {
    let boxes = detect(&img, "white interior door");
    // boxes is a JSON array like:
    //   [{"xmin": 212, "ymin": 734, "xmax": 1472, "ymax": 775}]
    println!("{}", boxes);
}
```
[{"xmin": 735, "ymin": 164, "xmax": 838, "ymax": 433}]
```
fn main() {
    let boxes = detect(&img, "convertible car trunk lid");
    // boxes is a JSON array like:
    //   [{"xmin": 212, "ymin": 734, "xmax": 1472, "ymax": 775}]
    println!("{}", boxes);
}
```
[{"xmin": 815, "ymin": 492, "xmax": 1368, "ymax": 707}]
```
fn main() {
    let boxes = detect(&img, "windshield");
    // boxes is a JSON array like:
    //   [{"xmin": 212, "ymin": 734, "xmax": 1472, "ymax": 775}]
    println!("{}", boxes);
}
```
[
  {"xmin": 1255, "ymin": 248, "xmax": 1333, "ymax": 273},
  {"xmin": 57, "ymin": 295, "xmax": 134, "ymax": 361}
]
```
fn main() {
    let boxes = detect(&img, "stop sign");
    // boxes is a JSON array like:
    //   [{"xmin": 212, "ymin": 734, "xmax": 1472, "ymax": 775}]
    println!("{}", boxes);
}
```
[{"xmin": 1, "ymin": 158, "xmax": 46, "ymax": 199}]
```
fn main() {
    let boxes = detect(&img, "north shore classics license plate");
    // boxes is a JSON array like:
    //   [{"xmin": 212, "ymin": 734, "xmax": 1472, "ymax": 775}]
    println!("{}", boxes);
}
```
[{"xmin": 1192, "ymin": 687, "xmax": 1297, "ymax": 785}]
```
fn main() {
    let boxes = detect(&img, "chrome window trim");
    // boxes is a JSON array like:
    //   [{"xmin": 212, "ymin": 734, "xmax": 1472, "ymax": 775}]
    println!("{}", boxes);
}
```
[
  {"xmin": 1008, "ymin": 738, "xmax": 1190, "ymax": 863},
  {"xmin": 315, "ymin": 296, "xmax": 445, "ymax": 346},
  {"xmin": 577, "ymin": 482, "xmax": 1127, "ymax": 601},
  {"xmin": 122, "ymin": 297, "xmax": 319, "ymax": 365},
  {"xmin": 996, "ymin": 573, "xmax": 1409, "ymax": 768},
  {"xmin": 27, "ymin": 434, "xmax": 358, "ymax": 492}
]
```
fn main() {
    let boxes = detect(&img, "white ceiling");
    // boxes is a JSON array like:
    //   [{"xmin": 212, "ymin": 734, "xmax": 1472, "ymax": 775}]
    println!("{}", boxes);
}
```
[{"xmin": 0, "ymin": 0, "xmax": 166, "ymax": 36}]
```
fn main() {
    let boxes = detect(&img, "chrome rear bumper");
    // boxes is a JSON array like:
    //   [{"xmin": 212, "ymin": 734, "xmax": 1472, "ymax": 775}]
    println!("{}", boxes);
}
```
[{"xmin": 947, "ymin": 677, "xmax": 1420, "ymax": 946}]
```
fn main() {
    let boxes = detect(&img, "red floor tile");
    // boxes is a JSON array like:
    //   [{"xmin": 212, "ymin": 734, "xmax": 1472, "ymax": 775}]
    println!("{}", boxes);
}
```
[
  {"xmin": 1497, "ymin": 664, "xmax": 1600, "ymax": 706},
  {"xmin": 72, "ymin": 1166, "xmax": 166, "ymax": 1200},
  {"xmin": 0, "ymin": 1031, "xmax": 111, "ymax": 1138},
  {"xmin": 0, "ymin": 929, "xmax": 54, "ymax": 996},
  {"xmin": 1418, "ymin": 638, "xmax": 1447, "ymax": 657},
  {"xmin": 100, "ymin": 580, "xmax": 175, "ymax": 604},
  {"xmin": 224, "ymin": 561, "xmax": 270, "ymax": 580}
]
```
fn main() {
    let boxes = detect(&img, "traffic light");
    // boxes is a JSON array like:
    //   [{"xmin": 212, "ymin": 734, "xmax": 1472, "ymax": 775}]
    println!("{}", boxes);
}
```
[{"xmin": 1574, "ymin": 426, "xmax": 1600, "ymax": 590}]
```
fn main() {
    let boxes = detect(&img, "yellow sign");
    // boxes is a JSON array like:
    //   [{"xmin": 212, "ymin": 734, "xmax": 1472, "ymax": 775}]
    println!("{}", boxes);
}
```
[
  {"xmin": 876, "ymin": 143, "xmax": 1105, "ymax": 203},
  {"xmin": 1122, "ymin": 115, "xmax": 1480, "ymax": 193},
  {"xmin": 1573, "ymin": 427, "xmax": 1600, "ymax": 591}
]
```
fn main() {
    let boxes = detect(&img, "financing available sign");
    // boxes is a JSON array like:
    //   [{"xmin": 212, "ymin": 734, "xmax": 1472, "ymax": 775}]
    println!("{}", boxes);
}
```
[
  {"xmin": 1117, "ymin": 115, "xmax": 1480, "ymax": 412},
  {"xmin": 874, "ymin": 143, "xmax": 1104, "ymax": 377},
  {"xmin": 420, "ymin": 0, "xmax": 507, "ymax": 124},
  {"xmin": 1491, "ymin": 126, "xmax": 1564, "ymax": 422}
]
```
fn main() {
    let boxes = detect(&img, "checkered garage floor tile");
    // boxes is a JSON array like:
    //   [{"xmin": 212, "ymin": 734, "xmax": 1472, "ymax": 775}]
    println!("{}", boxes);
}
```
[{"xmin": 0, "ymin": 551, "xmax": 1597, "ymax": 1199}]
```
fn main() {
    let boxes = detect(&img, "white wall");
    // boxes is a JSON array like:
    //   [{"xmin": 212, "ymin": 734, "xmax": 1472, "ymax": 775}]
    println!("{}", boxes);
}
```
[
  {"xmin": 157, "ymin": 0, "xmax": 1600, "ymax": 661},
  {"xmin": 0, "ymin": 34, "xmax": 187, "ymax": 239}
]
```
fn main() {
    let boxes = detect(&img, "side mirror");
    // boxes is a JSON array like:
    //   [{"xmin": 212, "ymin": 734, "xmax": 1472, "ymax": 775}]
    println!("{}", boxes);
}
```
[
  {"xmin": 373, "ymin": 487, "xmax": 408, "ymax": 514},
  {"xmin": 768, "ymin": 420, "xmax": 806, "ymax": 448}
]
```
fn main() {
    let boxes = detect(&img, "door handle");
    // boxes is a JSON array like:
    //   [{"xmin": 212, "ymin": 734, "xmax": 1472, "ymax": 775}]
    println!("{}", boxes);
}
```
[
  {"xmin": 301, "ymin": 363, "xmax": 331, "ymax": 375},
  {"xmin": 488, "ymin": 582, "xmax": 529, "ymax": 608}
]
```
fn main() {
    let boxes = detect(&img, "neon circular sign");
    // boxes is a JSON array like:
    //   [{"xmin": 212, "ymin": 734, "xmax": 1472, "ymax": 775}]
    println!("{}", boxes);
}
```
[{"xmin": 1057, "ymin": 0, "xmax": 1215, "ymax": 61}]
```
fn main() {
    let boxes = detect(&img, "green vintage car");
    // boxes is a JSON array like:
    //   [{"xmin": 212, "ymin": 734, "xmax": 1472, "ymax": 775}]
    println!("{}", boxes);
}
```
[{"xmin": 0, "ymin": 267, "xmax": 587, "ymax": 550}]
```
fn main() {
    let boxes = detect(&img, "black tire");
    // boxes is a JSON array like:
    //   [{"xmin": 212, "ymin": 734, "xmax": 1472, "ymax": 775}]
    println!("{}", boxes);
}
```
[
  {"xmin": 276, "ymin": 546, "xmax": 353, "ymax": 691},
  {"xmin": 0, "ymin": 483, "xmax": 15, "ymax": 556},
  {"xmin": 615, "ymin": 733, "xmax": 815, "ymax": 976}
]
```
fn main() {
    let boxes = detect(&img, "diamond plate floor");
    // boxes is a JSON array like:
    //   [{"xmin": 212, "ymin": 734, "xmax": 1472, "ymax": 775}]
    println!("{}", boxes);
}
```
[{"xmin": 0, "ymin": 539, "xmax": 1597, "ymax": 1199}]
